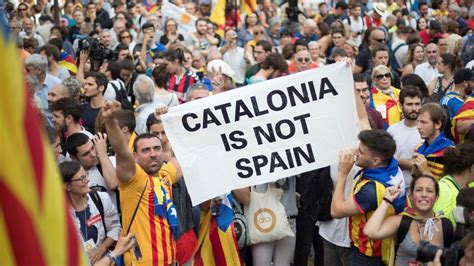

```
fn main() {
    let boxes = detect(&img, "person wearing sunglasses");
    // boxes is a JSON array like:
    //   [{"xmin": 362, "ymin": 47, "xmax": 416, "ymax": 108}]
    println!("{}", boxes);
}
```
[
  {"xmin": 354, "ymin": 28, "xmax": 386, "ymax": 74},
  {"xmin": 371, "ymin": 65, "xmax": 402, "ymax": 127},
  {"xmin": 16, "ymin": 2, "xmax": 30, "ymax": 19},
  {"xmin": 290, "ymin": 50, "xmax": 318, "ymax": 74},
  {"xmin": 59, "ymin": 160, "xmax": 121, "ymax": 265}
]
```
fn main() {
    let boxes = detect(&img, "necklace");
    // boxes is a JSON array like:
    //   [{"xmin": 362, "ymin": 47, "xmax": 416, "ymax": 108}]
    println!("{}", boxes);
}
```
[{"xmin": 415, "ymin": 217, "xmax": 439, "ymax": 242}]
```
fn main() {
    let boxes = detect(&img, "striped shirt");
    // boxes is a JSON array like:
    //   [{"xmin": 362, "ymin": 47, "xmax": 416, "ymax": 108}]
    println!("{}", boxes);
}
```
[
  {"xmin": 168, "ymin": 69, "xmax": 199, "ymax": 104},
  {"xmin": 120, "ymin": 163, "xmax": 177, "ymax": 265}
]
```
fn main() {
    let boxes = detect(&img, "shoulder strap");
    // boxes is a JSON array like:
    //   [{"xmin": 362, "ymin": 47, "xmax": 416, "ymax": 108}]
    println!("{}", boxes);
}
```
[
  {"xmin": 441, "ymin": 217, "xmax": 454, "ymax": 248},
  {"xmin": 89, "ymin": 191, "xmax": 107, "ymax": 233},
  {"xmin": 444, "ymin": 176, "xmax": 462, "ymax": 192},
  {"xmin": 393, "ymin": 43, "xmax": 407, "ymax": 53},
  {"xmin": 110, "ymin": 82, "xmax": 119, "ymax": 95},
  {"xmin": 126, "ymin": 178, "xmax": 149, "ymax": 235},
  {"xmin": 395, "ymin": 215, "xmax": 413, "ymax": 253}
]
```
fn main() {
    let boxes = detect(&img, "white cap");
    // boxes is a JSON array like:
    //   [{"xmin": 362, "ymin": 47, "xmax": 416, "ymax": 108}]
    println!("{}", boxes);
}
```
[{"xmin": 206, "ymin": 59, "xmax": 235, "ymax": 81}]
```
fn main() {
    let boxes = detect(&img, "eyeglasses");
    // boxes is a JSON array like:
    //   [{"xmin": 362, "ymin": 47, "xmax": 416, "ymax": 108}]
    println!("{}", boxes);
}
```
[
  {"xmin": 69, "ymin": 173, "xmax": 88, "ymax": 183},
  {"xmin": 254, "ymin": 31, "xmax": 264, "ymax": 35},
  {"xmin": 121, "ymin": 35, "xmax": 131, "ymax": 39},
  {"xmin": 375, "ymin": 73, "xmax": 391, "ymax": 80},
  {"xmin": 297, "ymin": 58, "xmax": 310, "ymax": 63},
  {"xmin": 18, "ymin": 8, "xmax": 27, "ymax": 11}
]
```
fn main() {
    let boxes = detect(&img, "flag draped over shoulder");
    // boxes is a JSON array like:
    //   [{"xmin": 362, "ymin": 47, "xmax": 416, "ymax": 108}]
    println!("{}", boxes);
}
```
[
  {"xmin": 242, "ymin": 0, "xmax": 257, "ymax": 15},
  {"xmin": 210, "ymin": 0, "xmax": 226, "ymax": 36},
  {"xmin": 192, "ymin": 211, "xmax": 241, "ymax": 266},
  {"xmin": 451, "ymin": 97, "xmax": 474, "ymax": 143},
  {"xmin": 0, "ymin": 9, "xmax": 87, "ymax": 266}
]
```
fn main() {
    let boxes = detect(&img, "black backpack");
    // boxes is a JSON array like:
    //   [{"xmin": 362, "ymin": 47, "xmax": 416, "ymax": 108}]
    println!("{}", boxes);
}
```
[
  {"xmin": 110, "ymin": 81, "xmax": 133, "ymax": 111},
  {"xmin": 89, "ymin": 190, "xmax": 107, "ymax": 233},
  {"xmin": 395, "ymin": 215, "xmax": 454, "ymax": 254},
  {"xmin": 299, "ymin": 167, "xmax": 334, "ymax": 221}
]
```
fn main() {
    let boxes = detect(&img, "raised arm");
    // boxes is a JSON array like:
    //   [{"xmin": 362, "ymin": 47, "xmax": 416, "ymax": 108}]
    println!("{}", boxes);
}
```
[
  {"xmin": 364, "ymin": 186, "xmax": 402, "ymax": 239},
  {"xmin": 330, "ymin": 150, "xmax": 361, "ymax": 219},
  {"xmin": 102, "ymin": 101, "xmax": 136, "ymax": 183},
  {"xmin": 93, "ymin": 132, "xmax": 119, "ymax": 190}
]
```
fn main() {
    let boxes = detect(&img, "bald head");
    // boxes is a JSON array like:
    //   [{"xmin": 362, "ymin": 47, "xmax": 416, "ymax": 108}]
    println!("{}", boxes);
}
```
[
  {"xmin": 48, "ymin": 84, "xmax": 69, "ymax": 106},
  {"xmin": 369, "ymin": 29, "xmax": 386, "ymax": 48}
]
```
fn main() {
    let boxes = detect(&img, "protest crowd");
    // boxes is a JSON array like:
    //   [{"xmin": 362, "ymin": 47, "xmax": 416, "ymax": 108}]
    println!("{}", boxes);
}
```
[{"xmin": 5, "ymin": 0, "xmax": 474, "ymax": 265}]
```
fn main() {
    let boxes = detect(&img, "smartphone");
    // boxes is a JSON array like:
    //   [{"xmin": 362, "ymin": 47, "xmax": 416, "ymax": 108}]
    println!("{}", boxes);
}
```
[{"xmin": 132, "ymin": 236, "xmax": 142, "ymax": 262}]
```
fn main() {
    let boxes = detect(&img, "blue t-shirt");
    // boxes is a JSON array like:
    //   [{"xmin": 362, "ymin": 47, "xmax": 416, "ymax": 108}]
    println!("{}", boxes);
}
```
[
  {"xmin": 354, "ymin": 182, "xmax": 378, "ymax": 214},
  {"xmin": 440, "ymin": 92, "xmax": 464, "ymax": 119},
  {"xmin": 76, "ymin": 206, "xmax": 99, "ymax": 243}
]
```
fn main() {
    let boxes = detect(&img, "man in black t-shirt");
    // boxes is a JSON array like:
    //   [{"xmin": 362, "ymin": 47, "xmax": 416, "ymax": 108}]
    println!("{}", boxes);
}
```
[
  {"xmin": 82, "ymin": 72, "xmax": 108, "ymax": 134},
  {"xmin": 354, "ymin": 29, "xmax": 385, "ymax": 74}
]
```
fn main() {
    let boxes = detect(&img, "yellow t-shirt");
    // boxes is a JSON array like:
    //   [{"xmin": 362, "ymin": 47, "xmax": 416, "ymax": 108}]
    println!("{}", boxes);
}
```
[{"xmin": 120, "ymin": 163, "xmax": 177, "ymax": 265}]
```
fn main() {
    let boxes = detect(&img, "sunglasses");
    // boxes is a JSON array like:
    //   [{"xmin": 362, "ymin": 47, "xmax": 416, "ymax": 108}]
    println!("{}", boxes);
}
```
[
  {"xmin": 254, "ymin": 31, "xmax": 264, "ymax": 35},
  {"xmin": 18, "ymin": 8, "xmax": 27, "ymax": 11},
  {"xmin": 375, "ymin": 38, "xmax": 386, "ymax": 43},
  {"xmin": 121, "ymin": 35, "xmax": 131, "ymax": 39},
  {"xmin": 297, "ymin": 58, "xmax": 310, "ymax": 63},
  {"xmin": 375, "ymin": 73, "xmax": 391, "ymax": 80}
]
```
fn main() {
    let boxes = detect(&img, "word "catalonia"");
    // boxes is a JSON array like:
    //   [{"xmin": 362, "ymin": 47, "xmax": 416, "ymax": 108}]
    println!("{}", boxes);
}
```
[{"xmin": 181, "ymin": 78, "xmax": 338, "ymax": 132}]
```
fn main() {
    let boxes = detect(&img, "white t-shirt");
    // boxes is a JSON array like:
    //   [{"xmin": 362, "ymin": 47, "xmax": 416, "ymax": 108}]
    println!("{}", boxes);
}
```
[
  {"xmin": 387, "ymin": 120, "xmax": 422, "ymax": 188},
  {"xmin": 87, "ymin": 156, "xmax": 118, "ymax": 209},
  {"xmin": 104, "ymin": 79, "xmax": 126, "ymax": 102},
  {"xmin": 316, "ymin": 164, "xmax": 355, "ymax": 248},
  {"xmin": 391, "ymin": 39, "xmax": 408, "ymax": 69},
  {"xmin": 223, "ymin": 47, "xmax": 246, "ymax": 84}
]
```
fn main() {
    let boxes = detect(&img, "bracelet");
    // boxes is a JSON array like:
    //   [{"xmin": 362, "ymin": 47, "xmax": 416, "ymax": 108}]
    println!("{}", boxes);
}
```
[
  {"xmin": 106, "ymin": 251, "xmax": 116, "ymax": 264},
  {"xmin": 382, "ymin": 197, "xmax": 393, "ymax": 205}
]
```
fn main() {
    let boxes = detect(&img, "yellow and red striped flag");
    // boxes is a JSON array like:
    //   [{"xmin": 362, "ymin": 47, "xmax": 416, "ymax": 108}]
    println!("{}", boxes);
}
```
[
  {"xmin": 0, "ymin": 9, "xmax": 87, "ymax": 266},
  {"xmin": 242, "ymin": 0, "xmax": 257, "ymax": 15},
  {"xmin": 210, "ymin": 0, "xmax": 226, "ymax": 37},
  {"xmin": 192, "ymin": 211, "xmax": 242, "ymax": 266},
  {"xmin": 451, "ymin": 97, "xmax": 474, "ymax": 143}
]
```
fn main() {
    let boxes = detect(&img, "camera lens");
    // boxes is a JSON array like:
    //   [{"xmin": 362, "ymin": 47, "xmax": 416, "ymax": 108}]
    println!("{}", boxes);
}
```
[{"xmin": 416, "ymin": 241, "xmax": 442, "ymax": 263}]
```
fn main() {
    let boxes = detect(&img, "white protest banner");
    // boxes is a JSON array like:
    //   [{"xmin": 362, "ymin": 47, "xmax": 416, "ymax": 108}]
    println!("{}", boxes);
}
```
[
  {"xmin": 161, "ymin": 1, "xmax": 196, "ymax": 34},
  {"xmin": 162, "ymin": 62, "xmax": 359, "ymax": 205}
]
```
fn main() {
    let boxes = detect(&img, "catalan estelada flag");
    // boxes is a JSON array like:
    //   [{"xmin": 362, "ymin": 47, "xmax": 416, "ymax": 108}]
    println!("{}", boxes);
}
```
[
  {"xmin": 242, "ymin": 0, "xmax": 257, "ymax": 15},
  {"xmin": 210, "ymin": 0, "xmax": 226, "ymax": 37},
  {"xmin": 0, "ymin": 7, "xmax": 87, "ymax": 266},
  {"xmin": 192, "ymin": 211, "xmax": 242, "ymax": 266},
  {"xmin": 451, "ymin": 97, "xmax": 474, "ymax": 143}
]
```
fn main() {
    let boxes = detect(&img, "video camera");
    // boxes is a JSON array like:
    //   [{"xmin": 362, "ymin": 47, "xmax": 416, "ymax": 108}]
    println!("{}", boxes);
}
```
[
  {"xmin": 77, "ymin": 36, "xmax": 118, "ymax": 61},
  {"xmin": 416, "ymin": 207, "xmax": 472, "ymax": 264}
]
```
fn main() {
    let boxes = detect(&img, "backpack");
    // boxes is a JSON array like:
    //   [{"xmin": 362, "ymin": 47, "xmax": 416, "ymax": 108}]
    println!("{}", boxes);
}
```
[
  {"xmin": 232, "ymin": 197, "xmax": 249, "ymax": 249},
  {"xmin": 395, "ymin": 215, "xmax": 454, "ymax": 255},
  {"xmin": 461, "ymin": 34, "xmax": 474, "ymax": 65},
  {"xmin": 300, "ymin": 167, "xmax": 334, "ymax": 222},
  {"xmin": 110, "ymin": 81, "xmax": 133, "ymax": 111},
  {"xmin": 89, "ymin": 190, "xmax": 107, "ymax": 233},
  {"xmin": 389, "ymin": 42, "xmax": 407, "ymax": 72}
]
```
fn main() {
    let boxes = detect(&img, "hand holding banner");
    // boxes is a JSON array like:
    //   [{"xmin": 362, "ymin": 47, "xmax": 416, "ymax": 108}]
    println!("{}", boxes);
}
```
[{"xmin": 162, "ymin": 62, "xmax": 359, "ymax": 205}]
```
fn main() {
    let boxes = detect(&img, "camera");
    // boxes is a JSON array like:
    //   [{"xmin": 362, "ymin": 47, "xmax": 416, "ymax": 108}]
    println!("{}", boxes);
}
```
[
  {"xmin": 416, "ymin": 241, "xmax": 462, "ymax": 264},
  {"xmin": 416, "ymin": 206, "xmax": 472, "ymax": 264},
  {"xmin": 78, "ymin": 36, "xmax": 118, "ymax": 61}
]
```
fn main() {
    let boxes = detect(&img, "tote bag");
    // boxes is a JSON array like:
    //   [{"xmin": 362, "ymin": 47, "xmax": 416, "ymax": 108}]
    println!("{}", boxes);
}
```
[{"xmin": 244, "ymin": 185, "xmax": 294, "ymax": 244}]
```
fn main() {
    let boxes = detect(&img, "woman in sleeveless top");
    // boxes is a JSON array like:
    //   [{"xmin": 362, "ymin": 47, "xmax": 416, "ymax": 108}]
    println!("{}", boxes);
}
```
[
  {"xmin": 401, "ymin": 43, "xmax": 425, "ymax": 77},
  {"xmin": 428, "ymin": 54, "xmax": 460, "ymax": 102},
  {"xmin": 364, "ymin": 175, "xmax": 453, "ymax": 265}
]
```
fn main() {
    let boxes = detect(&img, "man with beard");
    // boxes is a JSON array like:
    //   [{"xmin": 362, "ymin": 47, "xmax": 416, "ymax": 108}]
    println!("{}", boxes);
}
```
[
  {"xmin": 190, "ymin": 18, "xmax": 218, "ymax": 57},
  {"xmin": 387, "ymin": 86, "xmax": 423, "ymax": 189},
  {"xmin": 354, "ymin": 73, "xmax": 384, "ymax": 130},
  {"xmin": 50, "ymin": 97, "xmax": 94, "ymax": 139},
  {"xmin": 101, "ymin": 101, "xmax": 183, "ymax": 265},
  {"xmin": 82, "ymin": 72, "xmax": 108, "ymax": 134}
]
